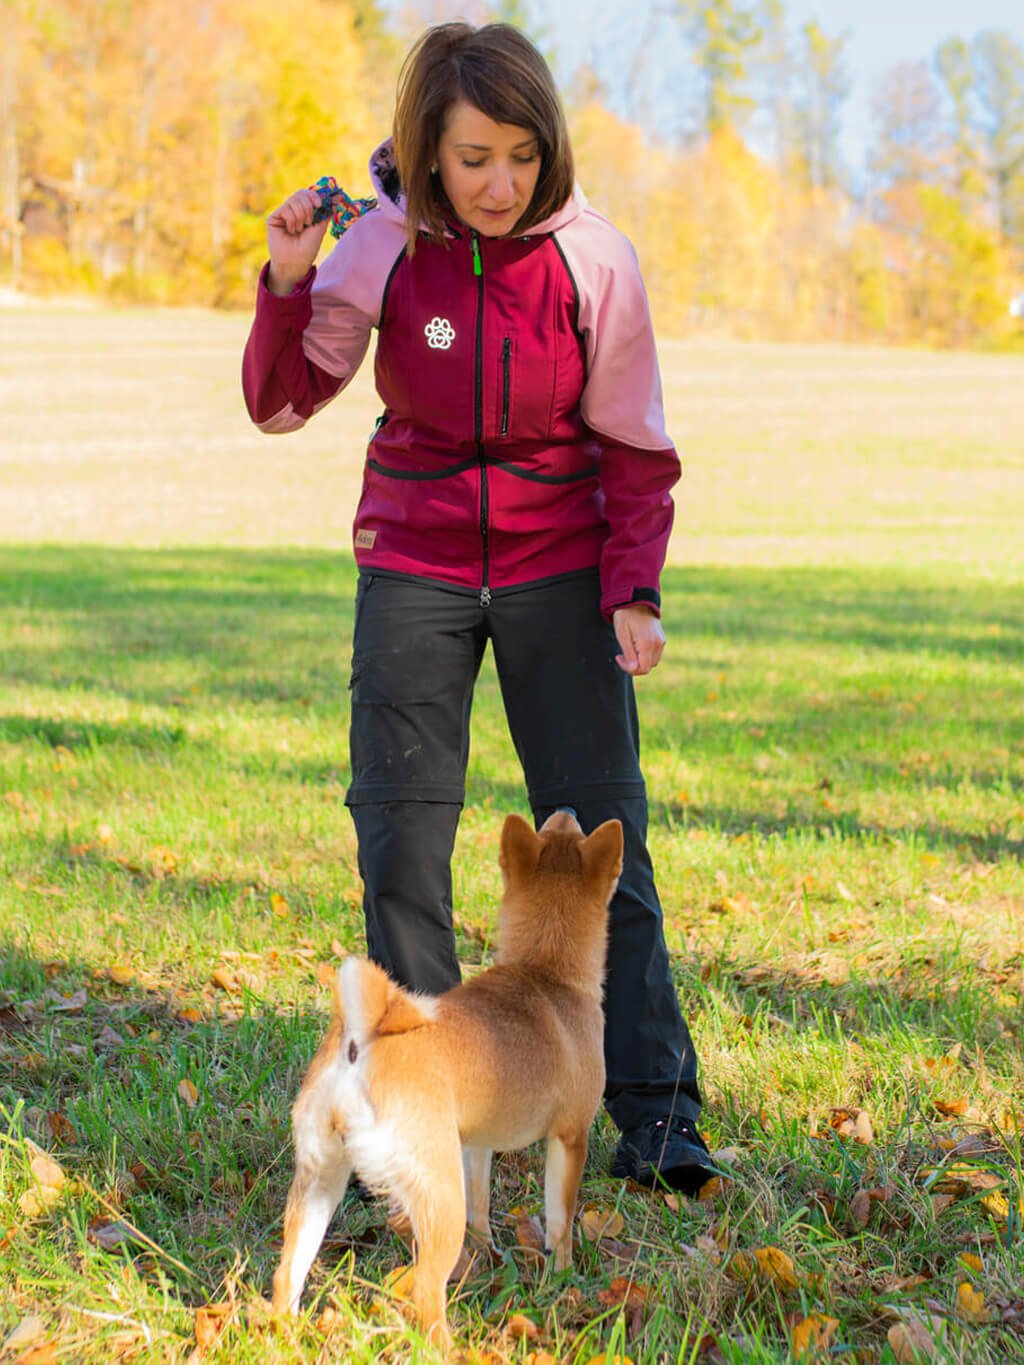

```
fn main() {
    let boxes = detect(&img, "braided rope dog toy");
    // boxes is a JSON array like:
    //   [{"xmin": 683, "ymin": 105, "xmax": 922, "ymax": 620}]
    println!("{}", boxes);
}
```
[{"xmin": 309, "ymin": 176, "xmax": 377, "ymax": 238}]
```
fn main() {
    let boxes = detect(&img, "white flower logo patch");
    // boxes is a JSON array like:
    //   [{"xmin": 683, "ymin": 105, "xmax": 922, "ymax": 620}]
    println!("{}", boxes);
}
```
[{"xmin": 424, "ymin": 316, "xmax": 456, "ymax": 350}]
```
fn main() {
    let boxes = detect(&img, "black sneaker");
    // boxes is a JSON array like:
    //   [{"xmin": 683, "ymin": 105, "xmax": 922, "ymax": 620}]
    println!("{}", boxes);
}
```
[{"xmin": 610, "ymin": 1115, "xmax": 716, "ymax": 1196}]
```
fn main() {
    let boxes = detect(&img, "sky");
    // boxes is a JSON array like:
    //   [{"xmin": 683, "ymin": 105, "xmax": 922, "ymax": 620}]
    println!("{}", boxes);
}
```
[{"xmin": 392, "ymin": 0, "xmax": 1024, "ymax": 178}]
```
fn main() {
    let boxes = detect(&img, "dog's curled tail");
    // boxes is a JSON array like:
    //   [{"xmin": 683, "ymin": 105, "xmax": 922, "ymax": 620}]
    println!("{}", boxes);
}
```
[{"xmin": 332, "ymin": 957, "xmax": 438, "ymax": 1054}]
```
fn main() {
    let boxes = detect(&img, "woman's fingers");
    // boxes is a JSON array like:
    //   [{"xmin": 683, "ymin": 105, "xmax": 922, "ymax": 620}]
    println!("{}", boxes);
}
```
[{"xmin": 267, "ymin": 188, "xmax": 323, "ymax": 236}]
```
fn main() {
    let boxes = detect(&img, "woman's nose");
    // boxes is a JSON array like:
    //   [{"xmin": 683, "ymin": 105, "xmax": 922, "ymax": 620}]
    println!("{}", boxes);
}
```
[{"xmin": 488, "ymin": 164, "xmax": 515, "ymax": 201}]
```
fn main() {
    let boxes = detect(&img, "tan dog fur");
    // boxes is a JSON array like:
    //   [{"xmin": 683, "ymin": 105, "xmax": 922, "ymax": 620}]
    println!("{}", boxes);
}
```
[{"xmin": 272, "ymin": 810, "xmax": 623, "ymax": 1347}]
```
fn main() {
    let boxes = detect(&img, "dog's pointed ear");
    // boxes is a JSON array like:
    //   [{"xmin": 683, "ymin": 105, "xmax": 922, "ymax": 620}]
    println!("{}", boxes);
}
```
[
  {"xmin": 500, "ymin": 812, "xmax": 541, "ymax": 882},
  {"xmin": 377, "ymin": 985, "xmax": 434, "ymax": 1035},
  {"xmin": 581, "ymin": 819, "xmax": 624, "ymax": 891}
]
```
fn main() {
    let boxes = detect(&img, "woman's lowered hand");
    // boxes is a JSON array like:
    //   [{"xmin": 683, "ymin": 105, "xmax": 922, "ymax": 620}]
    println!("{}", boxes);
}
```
[{"xmin": 612, "ymin": 604, "xmax": 666, "ymax": 676}]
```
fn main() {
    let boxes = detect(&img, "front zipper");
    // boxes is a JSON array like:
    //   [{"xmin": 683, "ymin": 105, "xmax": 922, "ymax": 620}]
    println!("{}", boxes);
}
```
[
  {"xmin": 471, "ymin": 230, "xmax": 490, "ymax": 608},
  {"xmin": 500, "ymin": 336, "xmax": 511, "ymax": 437}
]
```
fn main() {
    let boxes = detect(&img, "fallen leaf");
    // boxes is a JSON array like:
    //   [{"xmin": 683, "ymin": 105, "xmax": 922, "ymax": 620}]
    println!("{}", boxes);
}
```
[
  {"xmin": 582, "ymin": 1357, "xmax": 634, "ymax": 1365},
  {"xmin": 697, "ymin": 1175, "xmax": 723, "ymax": 1200},
  {"xmin": 177, "ymin": 1079, "xmax": 199, "ymax": 1109},
  {"xmin": 506, "ymin": 1313, "xmax": 540, "ymax": 1340},
  {"xmin": 0, "ymin": 1005, "xmax": 29, "ymax": 1035},
  {"xmin": 980, "ymin": 1189, "xmax": 1024, "ymax": 1223},
  {"xmin": 194, "ymin": 1302, "xmax": 232, "ymax": 1351},
  {"xmin": 887, "ymin": 1319, "xmax": 937, "ymax": 1362},
  {"xmin": 270, "ymin": 893, "xmax": 290, "ymax": 918},
  {"xmin": 315, "ymin": 1306, "xmax": 341, "ymax": 1334},
  {"xmin": 580, "ymin": 1206, "xmax": 625, "ymax": 1241},
  {"xmin": 45, "ymin": 1111, "xmax": 75, "ymax": 1145},
  {"xmin": 850, "ymin": 1190, "xmax": 873, "ymax": 1230},
  {"xmin": 597, "ymin": 1277, "xmax": 650, "ymax": 1310},
  {"xmin": 15, "ymin": 1345, "xmax": 58, "ymax": 1365},
  {"xmin": 752, "ymin": 1245, "xmax": 799, "ymax": 1291},
  {"xmin": 50, "ymin": 988, "xmax": 87, "ymax": 1013},
  {"xmin": 956, "ymin": 1281, "xmax": 991, "ymax": 1324},
  {"xmin": 791, "ymin": 1312, "xmax": 839, "ymax": 1357},
  {"xmin": 829, "ymin": 1107, "xmax": 874, "ymax": 1144},
  {"xmin": 108, "ymin": 965, "xmax": 134, "ymax": 986},
  {"xmin": 176, "ymin": 1007, "xmax": 203, "ymax": 1023},
  {"xmin": 87, "ymin": 1217, "xmax": 135, "ymax": 1252},
  {"xmin": 97, "ymin": 1025, "xmax": 125, "ymax": 1048},
  {"xmin": 211, "ymin": 967, "xmax": 238, "ymax": 993},
  {"xmin": 383, "ymin": 1264, "xmax": 416, "ymax": 1300},
  {"xmin": 727, "ymin": 1250, "xmax": 755, "ymax": 1281},
  {"xmin": 958, "ymin": 1253, "xmax": 983, "ymax": 1275},
  {"xmin": 3, "ymin": 1317, "xmax": 47, "ymax": 1352},
  {"xmin": 513, "ymin": 1211, "xmax": 547, "ymax": 1255}
]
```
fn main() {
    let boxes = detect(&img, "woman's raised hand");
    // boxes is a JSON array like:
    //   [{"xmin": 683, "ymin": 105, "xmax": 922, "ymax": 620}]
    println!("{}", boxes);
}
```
[{"xmin": 265, "ymin": 189, "xmax": 329, "ymax": 295}]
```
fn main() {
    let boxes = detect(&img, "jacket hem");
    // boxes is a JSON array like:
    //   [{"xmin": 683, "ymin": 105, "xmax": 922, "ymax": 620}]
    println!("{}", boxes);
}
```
[
  {"xmin": 529, "ymin": 778, "xmax": 647, "ymax": 808},
  {"xmin": 346, "ymin": 783, "xmax": 466, "ymax": 806},
  {"xmin": 354, "ymin": 565, "xmax": 601, "ymax": 597}
]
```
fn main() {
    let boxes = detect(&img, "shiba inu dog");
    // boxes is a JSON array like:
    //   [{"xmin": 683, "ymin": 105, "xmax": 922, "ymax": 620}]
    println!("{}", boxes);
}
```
[{"xmin": 272, "ymin": 809, "xmax": 623, "ymax": 1347}]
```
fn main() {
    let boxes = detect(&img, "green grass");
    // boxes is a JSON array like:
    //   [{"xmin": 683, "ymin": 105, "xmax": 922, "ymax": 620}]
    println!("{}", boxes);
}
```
[
  {"xmin": 2, "ymin": 548, "xmax": 1022, "ymax": 1363},
  {"xmin": 1, "ymin": 311, "xmax": 1023, "ymax": 1361}
]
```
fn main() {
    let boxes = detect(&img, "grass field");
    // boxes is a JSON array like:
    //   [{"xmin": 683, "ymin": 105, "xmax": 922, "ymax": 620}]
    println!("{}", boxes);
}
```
[{"xmin": 1, "ymin": 306, "xmax": 1023, "ymax": 1363}]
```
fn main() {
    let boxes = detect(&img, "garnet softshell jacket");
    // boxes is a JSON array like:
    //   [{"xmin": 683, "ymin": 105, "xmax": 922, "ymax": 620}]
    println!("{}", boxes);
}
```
[{"xmin": 243, "ymin": 140, "xmax": 680, "ymax": 618}]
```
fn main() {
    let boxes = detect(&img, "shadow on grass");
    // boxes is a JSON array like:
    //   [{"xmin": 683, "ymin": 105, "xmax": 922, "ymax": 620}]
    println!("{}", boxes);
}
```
[{"xmin": 2, "ymin": 545, "xmax": 1022, "ymax": 858}]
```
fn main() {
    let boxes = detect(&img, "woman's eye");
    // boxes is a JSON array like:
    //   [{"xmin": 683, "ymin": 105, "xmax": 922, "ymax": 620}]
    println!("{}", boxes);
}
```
[
  {"xmin": 462, "ymin": 159, "xmax": 485, "ymax": 169},
  {"xmin": 514, "ymin": 153, "xmax": 539, "ymax": 164}
]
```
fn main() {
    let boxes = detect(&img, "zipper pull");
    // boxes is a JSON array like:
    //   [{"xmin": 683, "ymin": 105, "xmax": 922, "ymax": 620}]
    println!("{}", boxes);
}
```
[
  {"xmin": 479, "ymin": 586, "xmax": 492, "ymax": 607},
  {"xmin": 471, "ymin": 233, "xmax": 482, "ymax": 277}
]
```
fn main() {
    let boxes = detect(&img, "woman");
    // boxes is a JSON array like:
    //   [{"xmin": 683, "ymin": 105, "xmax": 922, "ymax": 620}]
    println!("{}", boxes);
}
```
[{"xmin": 243, "ymin": 21, "xmax": 711, "ymax": 1192}]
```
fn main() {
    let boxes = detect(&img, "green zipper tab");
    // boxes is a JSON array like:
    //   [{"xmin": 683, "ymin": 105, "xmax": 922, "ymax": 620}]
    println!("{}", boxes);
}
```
[{"xmin": 472, "ymin": 234, "xmax": 482, "ymax": 276}]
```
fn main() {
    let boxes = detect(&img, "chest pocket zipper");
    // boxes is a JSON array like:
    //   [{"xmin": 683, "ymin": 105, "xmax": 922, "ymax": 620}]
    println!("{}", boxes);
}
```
[{"xmin": 500, "ymin": 336, "xmax": 511, "ymax": 437}]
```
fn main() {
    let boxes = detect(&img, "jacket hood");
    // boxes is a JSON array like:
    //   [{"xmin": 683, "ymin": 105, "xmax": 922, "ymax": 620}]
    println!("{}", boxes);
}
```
[{"xmin": 368, "ymin": 137, "xmax": 586, "ymax": 237}]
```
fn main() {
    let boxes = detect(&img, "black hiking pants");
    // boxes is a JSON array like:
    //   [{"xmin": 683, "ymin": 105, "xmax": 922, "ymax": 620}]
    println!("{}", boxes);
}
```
[{"xmin": 344, "ymin": 571, "xmax": 702, "ymax": 1132}]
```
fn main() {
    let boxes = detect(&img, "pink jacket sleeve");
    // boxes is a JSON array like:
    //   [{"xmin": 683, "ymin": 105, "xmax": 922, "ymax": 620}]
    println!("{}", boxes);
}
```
[
  {"xmin": 242, "ymin": 211, "xmax": 405, "ymax": 434},
  {"xmin": 555, "ymin": 210, "xmax": 680, "ymax": 616}
]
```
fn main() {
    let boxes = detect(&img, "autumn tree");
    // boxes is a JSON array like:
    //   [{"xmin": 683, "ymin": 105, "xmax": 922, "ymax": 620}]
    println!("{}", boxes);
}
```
[
  {"xmin": 795, "ymin": 18, "xmax": 848, "ymax": 191},
  {"xmin": 971, "ymin": 28, "xmax": 1024, "ymax": 252},
  {"xmin": 676, "ymin": 0, "xmax": 763, "ymax": 136}
]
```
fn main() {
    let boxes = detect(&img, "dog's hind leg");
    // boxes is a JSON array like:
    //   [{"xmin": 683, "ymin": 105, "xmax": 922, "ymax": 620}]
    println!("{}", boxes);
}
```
[
  {"xmin": 272, "ymin": 1145, "xmax": 352, "ymax": 1315},
  {"xmin": 405, "ymin": 1135, "xmax": 466, "ymax": 1349},
  {"xmin": 462, "ymin": 1145, "xmax": 495, "ymax": 1250},
  {"xmin": 543, "ymin": 1129, "xmax": 587, "ymax": 1272}
]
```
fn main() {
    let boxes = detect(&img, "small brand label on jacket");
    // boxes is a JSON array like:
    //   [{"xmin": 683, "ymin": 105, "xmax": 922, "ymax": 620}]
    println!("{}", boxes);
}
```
[{"xmin": 355, "ymin": 529, "xmax": 377, "ymax": 549}]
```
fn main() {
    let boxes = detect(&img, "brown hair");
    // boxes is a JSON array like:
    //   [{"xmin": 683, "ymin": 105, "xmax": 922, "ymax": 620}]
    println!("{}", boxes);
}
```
[{"xmin": 392, "ymin": 22, "xmax": 575, "ymax": 251}]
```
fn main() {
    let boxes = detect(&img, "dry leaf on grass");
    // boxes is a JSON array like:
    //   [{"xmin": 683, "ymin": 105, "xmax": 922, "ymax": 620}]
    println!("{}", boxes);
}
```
[
  {"xmin": 18, "ymin": 1151, "xmax": 66, "ymax": 1216},
  {"xmin": 505, "ymin": 1313, "xmax": 540, "ymax": 1341},
  {"xmin": 887, "ymin": 1318, "xmax": 937, "ymax": 1361},
  {"xmin": 15, "ymin": 1344, "xmax": 58, "ymax": 1365},
  {"xmin": 753, "ymin": 1245, "xmax": 800, "ymax": 1290},
  {"xmin": 598, "ymin": 1276, "xmax": 650, "ymax": 1313},
  {"xmin": 3, "ymin": 1317, "xmax": 47, "ymax": 1353},
  {"xmin": 956, "ymin": 1281, "xmax": 991, "ymax": 1324},
  {"xmin": 87, "ymin": 1217, "xmax": 135, "ymax": 1252},
  {"xmin": 850, "ymin": 1183, "xmax": 895, "ymax": 1230},
  {"xmin": 193, "ymin": 1302, "xmax": 233, "ymax": 1354},
  {"xmin": 790, "ymin": 1312, "xmax": 839, "ymax": 1357},
  {"xmin": 512, "ymin": 1210, "xmax": 547, "ymax": 1255},
  {"xmin": 580, "ymin": 1206, "xmax": 625, "ymax": 1240},
  {"xmin": 177, "ymin": 1079, "xmax": 199, "ymax": 1109},
  {"xmin": 828, "ymin": 1107, "xmax": 874, "ymax": 1144},
  {"xmin": 958, "ymin": 1252, "xmax": 984, "ymax": 1274},
  {"xmin": 383, "ymin": 1264, "xmax": 416, "ymax": 1300}
]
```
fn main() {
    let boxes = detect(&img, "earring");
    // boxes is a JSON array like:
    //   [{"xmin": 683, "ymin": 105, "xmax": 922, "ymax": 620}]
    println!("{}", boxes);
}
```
[{"xmin": 430, "ymin": 163, "xmax": 438, "ymax": 174}]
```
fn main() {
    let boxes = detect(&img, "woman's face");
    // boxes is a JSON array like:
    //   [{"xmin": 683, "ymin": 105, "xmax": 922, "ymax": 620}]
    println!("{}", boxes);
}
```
[{"xmin": 435, "ymin": 100, "xmax": 542, "ymax": 238}]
